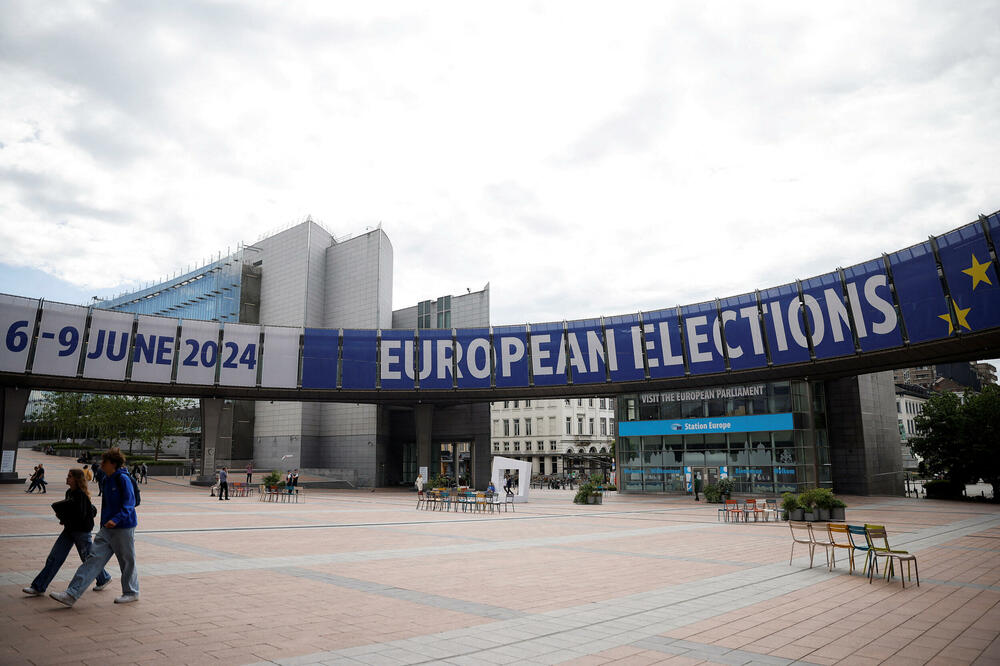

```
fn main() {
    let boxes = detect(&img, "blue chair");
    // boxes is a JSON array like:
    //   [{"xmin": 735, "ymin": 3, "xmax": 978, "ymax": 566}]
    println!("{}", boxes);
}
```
[{"xmin": 847, "ymin": 524, "xmax": 878, "ymax": 577}]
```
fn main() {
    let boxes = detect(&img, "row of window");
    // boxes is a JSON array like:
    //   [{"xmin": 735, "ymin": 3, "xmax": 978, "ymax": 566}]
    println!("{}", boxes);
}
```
[
  {"xmin": 494, "ymin": 440, "xmax": 561, "ymax": 453},
  {"xmin": 896, "ymin": 400, "xmax": 925, "ymax": 415},
  {"xmin": 496, "ymin": 416, "xmax": 615, "ymax": 436},
  {"xmin": 496, "ymin": 398, "xmax": 613, "ymax": 409}
]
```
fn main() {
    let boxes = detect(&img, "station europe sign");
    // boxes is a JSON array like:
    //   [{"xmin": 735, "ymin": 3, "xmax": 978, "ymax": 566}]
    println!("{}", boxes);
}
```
[
  {"xmin": 618, "ymin": 413, "xmax": 795, "ymax": 437},
  {"xmin": 2, "ymin": 213, "xmax": 1000, "ymax": 392}
]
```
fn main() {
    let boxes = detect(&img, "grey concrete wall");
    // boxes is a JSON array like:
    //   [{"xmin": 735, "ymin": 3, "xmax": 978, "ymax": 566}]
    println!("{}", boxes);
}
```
[{"xmin": 827, "ymin": 371, "xmax": 904, "ymax": 496}]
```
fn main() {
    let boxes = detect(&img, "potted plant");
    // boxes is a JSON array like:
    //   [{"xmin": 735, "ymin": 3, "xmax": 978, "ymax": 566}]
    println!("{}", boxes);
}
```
[
  {"xmin": 262, "ymin": 470, "xmax": 282, "ymax": 490},
  {"xmin": 798, "ymin": 489, "xmax": 818, "ymax": 521},
  {"xmin": 574, "ymin": 481, "xmax": 596, "ymax": 504},
  {"xmin": 717, "ymin": 478, "xmax": 734, "ymax": 500},
  {"xmin": 703, "ymin": 483, "xmax": 722, "ymax": 503},
  {"xmin": 813, "ymin": 488, "xmax": 834, "ymax": 521},
  {"xmin": 830, "ymin": 497, "xmax": 847, "ymax": 521},
  {"xmin": 781, "ymin": 492, "xmax": 802, "ymax": 521}
]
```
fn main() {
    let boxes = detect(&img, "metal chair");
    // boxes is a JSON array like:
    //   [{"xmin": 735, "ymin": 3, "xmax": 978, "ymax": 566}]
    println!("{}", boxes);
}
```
[
  {"xmin": 789, "ymin": 521, "xmax": 817, "ymax": 567},
  {"xmin": 764, "ymin": 498, "xmax": 779, "ymax": 521},
  {"xmin": 827, "ymin": 523, "xmax": 855, "ymax": 573},
  {"xmin": 847, "ymin": 524, "xmax": 878, "ymax": 577},
  {"xmin": 865, "ymin": 524, "xmax": 919, "ymax": 588},
  {"xmin": 723, "ymin": 499, "xmax": 742, "ymax": 523}
]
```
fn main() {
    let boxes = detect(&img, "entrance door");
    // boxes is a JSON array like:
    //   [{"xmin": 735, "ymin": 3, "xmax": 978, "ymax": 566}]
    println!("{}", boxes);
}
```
[{"xmin": 695, "ymin": 467, "xmax": 720, "ymax": 489}]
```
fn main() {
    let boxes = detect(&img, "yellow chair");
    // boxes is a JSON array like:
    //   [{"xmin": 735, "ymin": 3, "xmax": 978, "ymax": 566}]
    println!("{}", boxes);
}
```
[{"xmin": 865, "ymin": 524, "xmax": 919, "ymax": 588}]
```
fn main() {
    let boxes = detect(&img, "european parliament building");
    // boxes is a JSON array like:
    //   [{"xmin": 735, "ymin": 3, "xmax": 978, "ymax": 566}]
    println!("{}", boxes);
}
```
[{"xmin": 97, "ymin": 220, "xmax": 491, "ymax": 487}]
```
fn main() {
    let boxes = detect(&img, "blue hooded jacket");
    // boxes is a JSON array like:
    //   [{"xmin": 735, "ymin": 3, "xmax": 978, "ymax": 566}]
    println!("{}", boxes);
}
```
[{"xmin": 101, "ymin": 468, "xmax": 138, "ymax": 529}]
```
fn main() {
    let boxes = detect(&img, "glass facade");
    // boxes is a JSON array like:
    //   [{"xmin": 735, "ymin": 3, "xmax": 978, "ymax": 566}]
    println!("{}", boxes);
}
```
[
  {"xmin": 616, "ymin": 381, "xmax": 830, "ymax": 495},
  {"xmin": 97, "ymin": 250, "xmax": 255, "ymax": 322}
]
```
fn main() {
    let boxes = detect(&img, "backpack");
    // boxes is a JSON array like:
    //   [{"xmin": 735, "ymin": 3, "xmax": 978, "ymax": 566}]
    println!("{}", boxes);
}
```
[{"xmin": 118, "ymin": 471, "xmax": 142, "ymax": 507}]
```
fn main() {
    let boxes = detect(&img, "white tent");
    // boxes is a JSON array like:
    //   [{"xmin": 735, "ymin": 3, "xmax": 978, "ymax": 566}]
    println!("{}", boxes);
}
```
[{"xmin": 491, "ymin": 455, "xmax": 532, "ymax": 503}]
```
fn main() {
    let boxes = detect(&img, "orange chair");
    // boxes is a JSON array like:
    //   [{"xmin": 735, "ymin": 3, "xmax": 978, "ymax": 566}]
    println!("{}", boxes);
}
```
[
  {"xmin": 826, "ymin": 523, "xmax": 855, "ymax": 573},
  {"xmin": 723, "ymin": 499, "xmax": 742, "ymax": 523}
]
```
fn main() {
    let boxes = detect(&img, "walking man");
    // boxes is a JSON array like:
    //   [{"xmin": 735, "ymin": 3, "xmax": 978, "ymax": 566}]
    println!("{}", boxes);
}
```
[
  {"xmin": 246, "ymin": 463, "xmax": 253, "ymax": 485},
  {"xmin": 49, "ymin": 449, "xmax": 139, "ymax": 606},
  {"xmin": 218, "ymin": 467, "xmax": 229, "ymax": 501}
]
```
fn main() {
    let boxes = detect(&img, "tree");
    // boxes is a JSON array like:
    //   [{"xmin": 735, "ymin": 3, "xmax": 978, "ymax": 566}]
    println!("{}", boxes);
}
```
[
  {"xmin": 910, "ymin": 385, "xmax": 1000, "ymax": 500},
  {"xmin": 141, "ymin": 397, "xmax": 185, "ymax": 461},
  {"xmin": 38, "ymin": 392, "xmax": 89, "ymax": 442}
]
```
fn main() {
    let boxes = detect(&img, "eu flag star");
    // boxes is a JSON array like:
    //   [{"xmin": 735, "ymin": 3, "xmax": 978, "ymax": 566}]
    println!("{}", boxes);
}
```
[
  {"xmin": 938, "ymin": 298, "xmax": 972, "ymax": 335},
  {"xmin": 961, "ymin": 253, "xmax": 993, "ymax": 289}
]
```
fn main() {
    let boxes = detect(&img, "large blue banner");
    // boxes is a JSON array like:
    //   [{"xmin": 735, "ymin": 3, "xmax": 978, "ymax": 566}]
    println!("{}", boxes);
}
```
[
  {"xmin": 341, "ymin": 329, "xmax": 377, "ymax": 389},
  {"xmin": 717, "ymin": 292, "xmax": 767, "ymax": 371},
  {"xmin": 606, "ymin": 313, "xmax": 645, "ymax": 382},
  {"xmin": 888, "ymin": 241, "xmax": 950, "ymax": 343},
  {"xmin": 759, "ymin": 282, "xmax": 811, "ymax": 365},
  {"xmin": 840, "ymin": 259, "xmax": 903, "ymax": 352},
  {"xmin": 417, "ymin": 329, "xmax": 454, "ymax": 390},
  {"xmin": 379, "ymin": 329, "xmax": 415, "ymax": 390},
  {"xmin": 799, "ymin": 272, "xmax": 856, "ymax": 360},
  {"xmin": 566, "ymin": 318, "xmax": 607, "ymax": 384},
  {"xmin": 493, "ymin": 325, "xmax": 530, "ymax": 388},
  {"xmin": 455, "ymin": 327, "xmax": 491, "ymax": 389},
  {"xmin": 680, "ymin": 301, "xmax": 725, "ymax": 375},
  {"xmin": 936, "ymin": 223, "xmax": 1000, "ymax": 333},
  {"xmin": 529, "ymin": 321, "xmax": 568, "ymax": 386},
  {"xmin": 301, "ymin": 328, "xmax": 338, "ymax": 389},
  {"xmin": 619, "ymin": 413, "xmax": 794, "ymax": 436},
  {"xmin": 641, "ymin": 308, "xmax": 685, "ymax": 379}
]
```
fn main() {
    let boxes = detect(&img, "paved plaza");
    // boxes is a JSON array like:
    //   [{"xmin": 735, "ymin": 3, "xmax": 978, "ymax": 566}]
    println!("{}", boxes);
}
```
[{"xmin": 1, "ymin": 451, "xmax": 998, "ymax": 666}]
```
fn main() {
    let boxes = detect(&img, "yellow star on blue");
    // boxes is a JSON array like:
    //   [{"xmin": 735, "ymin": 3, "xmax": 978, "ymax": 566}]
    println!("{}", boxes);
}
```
[
  {"xmin": 962, "ymin": 253, "xmax": 993, "ymax": 289},
  {"xmin": 938, "ymin": 298, "xmax": 972, "ymax": 335}
]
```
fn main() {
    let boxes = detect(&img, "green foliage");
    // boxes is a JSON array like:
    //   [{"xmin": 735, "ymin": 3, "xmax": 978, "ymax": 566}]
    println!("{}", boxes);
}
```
[
  {"xmin": 797, "ymin": 488, "xmax": 819, "ymax": 510},
  {"xmin": 717, "ymin": 478, "xmax": 734, "ymax": 496},
  {"xmin": 910, "ymin": 385, "xmax": 1000, "ymax": 499},
  {"xmin": 141, "ymin": 397, "xmax": 186, "ymax": 461},
  {"xmin": 262, "ymin": 470, "xmax": 282, "ymax": 487},
  {"xmin": 781, "ymin": 492, "xmax": 799, "ymax": 512},
  {"xmin": 429, "ymin": 473, "xmax": 450, "ymax": 488},
  {"xmin": 604, "ymin": 483, "xmax": 617, "ymax": 491},
  {"xmin": 810, "ymin": 488, "xmax": 836, "ymax": 510},
  {"xmin": 574, "ymin": 481, "xmax": 599, "ymax": 504},
  {"xmin": 703, "ymin": 483, "xmax": 722, "ymax": 503},
  {"xmin": 923, "ymin": 479, "xmax": 964, "ymax": 499}
]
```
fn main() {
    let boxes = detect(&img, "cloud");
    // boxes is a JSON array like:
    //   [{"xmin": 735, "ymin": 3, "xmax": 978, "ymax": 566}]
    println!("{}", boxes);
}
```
[{"xmin": 0, "ymin": 0, "xmax": 997, "ymax": 343}]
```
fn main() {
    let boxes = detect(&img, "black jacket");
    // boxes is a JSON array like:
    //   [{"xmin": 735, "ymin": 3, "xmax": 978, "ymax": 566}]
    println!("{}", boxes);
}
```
[{"xmin": 51, "ymin": 489, "xmax": 96, "ymax": 533}]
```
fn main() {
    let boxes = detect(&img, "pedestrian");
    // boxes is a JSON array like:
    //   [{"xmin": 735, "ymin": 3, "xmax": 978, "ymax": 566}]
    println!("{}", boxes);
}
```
[
  {"xmin": 415, "ymin": 473, "xmax": 424, "ymax": 498},
  {"xmin": 83, "ymin": 464, "xmax": 93, "ymax": 484},
  {"xmin": 93, "ymin": 464, "xmax": 105, "ymax": 496},
  {"xmin": 25, "ymin": 465, "xmax": 39, "ymax": 493},
  {"xmin": 22, "ymin": 469, "xmax": 112, "ymax": 597},
  {"xmin": 246, "ymin": 463, "xmax": 253, "ymax": 485},
  {"xmin": 49, "ymin": 449, "xmax": 140, "ymax": 606},
  {"xmin": 140, "ymin": 463, "xmax": 148, "ymax": 484},
  {"xmin": 285, "ymin": 470, "xmax": 294, "ymax": 494},
  {"xmin": 36, "ymin": 464, "xmax": 47, "ymax": 493},
  {"xmin": 218, "ymin": 467, "xmax": 229, "ymax": 501},
  {"xmin": 504, "ymin": 473, "xmax": 512, "ymax": 494}
]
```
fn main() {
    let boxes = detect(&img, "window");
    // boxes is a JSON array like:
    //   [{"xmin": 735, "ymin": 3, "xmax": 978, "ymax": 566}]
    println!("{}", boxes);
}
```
[
  {"xmin": 610, "ymin": 418, "xmax": 615, "ymax": 433},
  {"xmin": 525, "ymin": 399, "xmax": 531, "ymax": 407},
  {"xmin": 538, "ymin": 441, "xmax": 544, "ymax": 453},
  {"xmin": 435, "ymin": 295, "xmax": 451, "ymax": 328},
  {"xmin": 503, "ymin": 442, "xmax": 510, "ymax": 451},
  {"xmin": 896, "ymin": 402, "xmax": 901, "ymax": 413},
  {"xmin": 589, "ymin": 418, "xmax": 594, "ymax": 435},
  {"xmin": 503, "ymin": 419, "xmax": 510, "ymax": 436},
  {"xmin": 503, "ymin": 400, "xmax": 509, "ymax": 408},
  {"xmin": 514, "ymin": 442, "xmax": 520, "ymax": 452},
  {"xmin": 514, "ymin": 419, "xmax": 520, "ymax": 436},
  {"xmin": 600, "ymin": 398, "xmax": 606, "ymax": 409},
  {"xmin": 417, "ymin": 300, "xmax": 432, "ymax": 328},
  {"xmin": 578, "ymin": 399, "xmax": 583, "ymax": 406},
  {"xmin": 550, "ymin": 441, "xmax": 557, "ymax": 451},
  {"xmin": 565, "ymin": 417, "xmax": 572, "ymax": 434},
  {"xmin": 492, "ymin": 419, "xmax": 499, "ymax": 434},
  {"xmin": 578, "ymin": 417, "xmax": 584, "ymax": 434},
  {"xmin": 525, "ymin": 419, "xmax": 532, "ymax": 436},
  {"xmin": 600, "ymin": 418, "xmax": 607, "ymax": 435},
  {"xmin": 493, "ymin": 442, "xmax": 499, "ymax": 452},
  {"xmin": 589, "ymin": 398, "xmax": 594, "ymax": 407},
  {"xmin": 513, "ymin": 400, "xmax": 519, "ymax": 408},
  {"xmin": 565, "ymin": 399, "xmax": 571, "ymax": 406},
  {"xmin": 526, "ymin": 442, "xmax": 532, "ymax": 451}
]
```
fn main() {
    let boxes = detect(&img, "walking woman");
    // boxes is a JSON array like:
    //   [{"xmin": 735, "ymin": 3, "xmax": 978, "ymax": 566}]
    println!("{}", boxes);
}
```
[{"xmin": 22, "ymin": 469, "xmax": 112, "ymax": 596}]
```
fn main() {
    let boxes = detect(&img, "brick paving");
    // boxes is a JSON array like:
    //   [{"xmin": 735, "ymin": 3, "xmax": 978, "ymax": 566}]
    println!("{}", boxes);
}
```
[{"xmin": 2, "ymin": 450, "xmax": 999, "ymax": 665}]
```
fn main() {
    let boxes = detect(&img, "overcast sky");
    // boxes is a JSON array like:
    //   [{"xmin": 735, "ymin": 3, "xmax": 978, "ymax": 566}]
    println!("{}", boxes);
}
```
[{"xmin": 1, "ymin": 1, "xmax": 998, "ymax": 342}]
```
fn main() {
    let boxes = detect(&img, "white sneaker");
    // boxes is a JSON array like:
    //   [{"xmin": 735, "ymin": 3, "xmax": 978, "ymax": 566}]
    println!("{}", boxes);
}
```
[
  {"xmin": 49, "ymin": 591, "xmax": 75, "ymax": 607},
  {"xmin": 22, "ymin": 587, "xmax": 42, "ymax": 596},
  {"xmin": 93, "ymin": 578, "xmax": 113, "ymax": 591},
  {"xmin": 114, "ymin": 593, "xmax": 139, "ymax": 604}
]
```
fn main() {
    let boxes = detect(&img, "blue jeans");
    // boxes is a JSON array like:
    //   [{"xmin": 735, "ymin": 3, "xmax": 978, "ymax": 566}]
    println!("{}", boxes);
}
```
[
  {"xmin": 65, "ymin": 527, "xmax": 138, "ymax": 599},
  {"xmin": 31, "ymin": 530, "xmax": 111, "ymax": 593}
]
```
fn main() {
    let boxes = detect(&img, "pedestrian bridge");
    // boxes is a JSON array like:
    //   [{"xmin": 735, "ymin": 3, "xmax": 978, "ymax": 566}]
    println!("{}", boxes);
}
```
[{"xmin": 2, "ymin": 211, "xmax": 999, "ymax": 407}]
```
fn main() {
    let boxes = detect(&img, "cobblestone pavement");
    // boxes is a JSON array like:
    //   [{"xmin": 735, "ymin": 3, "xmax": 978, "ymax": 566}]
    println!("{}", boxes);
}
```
[{"xmin": 2, "ymin": 450, "xmax": 998, "ymax": 665}]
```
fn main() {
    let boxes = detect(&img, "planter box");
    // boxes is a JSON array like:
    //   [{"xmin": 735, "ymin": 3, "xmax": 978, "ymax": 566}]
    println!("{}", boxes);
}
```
[
  {"xmin": 802, "ymin": 511, "xmax": 817, "ymax": 522},
  {"xmin": 790, "ymin": 509, "xmax": 804, "ymax": 521},
  {"xmin": 830, "ymin": 507, "xmax": 846, "ymax": 521},
  {"xmin": 586, "ymin": 496, "xmax": 596, "ymax": 504},
  {"xmin": 817, "ymin": 508, "xmax": 831, "ymax": 521}
]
